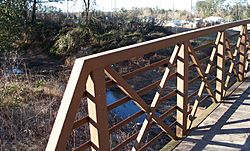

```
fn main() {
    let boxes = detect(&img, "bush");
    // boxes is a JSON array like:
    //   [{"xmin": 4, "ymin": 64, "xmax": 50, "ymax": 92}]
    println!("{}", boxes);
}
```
[
  {"xmin": 50, "ymin": 27, "xmax": 91, "ymax": 56},
  {"xmin": 0, "ymin": 82, "xmax": 30, "ymax": 107}
]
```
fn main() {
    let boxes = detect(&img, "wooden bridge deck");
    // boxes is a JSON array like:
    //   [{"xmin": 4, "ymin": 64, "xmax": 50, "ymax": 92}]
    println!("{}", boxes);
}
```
[{"xmin": 173, "ymin": 75, "xmax": 250, "ymax": 151}]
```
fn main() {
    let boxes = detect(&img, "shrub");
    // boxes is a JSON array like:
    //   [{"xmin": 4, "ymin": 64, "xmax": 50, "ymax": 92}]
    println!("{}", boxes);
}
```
[{"xmin": 50, "ymin": 27, "xmax": 91, "ymax": 56}]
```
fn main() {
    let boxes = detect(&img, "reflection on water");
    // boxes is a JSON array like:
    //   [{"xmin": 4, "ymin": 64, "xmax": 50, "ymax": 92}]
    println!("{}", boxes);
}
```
[
  {"xmin": 106, "ymin": 90, "xmax": 165, "ymax": 124},
  {"xmin": 106, "ymin": 90, "xmax": 146, "ymax": 123},
  {"xmin": 3, "ymin": 67, "xmax": 24, "ymax": 78}
]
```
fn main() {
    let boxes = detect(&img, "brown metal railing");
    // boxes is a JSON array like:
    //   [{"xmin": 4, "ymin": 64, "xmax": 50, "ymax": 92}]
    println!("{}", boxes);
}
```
[{"xmin": 46, "ymin": 20, "xmax": 250, "ymax": 151}]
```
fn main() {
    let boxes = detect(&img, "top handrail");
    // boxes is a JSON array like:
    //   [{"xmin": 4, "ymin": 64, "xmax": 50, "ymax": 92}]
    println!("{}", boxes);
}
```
[{"xmin": 79, "ymin": 19, "xmax": 250, "ymax": 70}]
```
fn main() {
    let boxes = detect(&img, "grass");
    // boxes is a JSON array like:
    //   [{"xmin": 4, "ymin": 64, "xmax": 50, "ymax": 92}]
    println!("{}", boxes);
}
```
[{"xmin": 0, "ymin": 74, "xmax": 64, "ymax": 150}]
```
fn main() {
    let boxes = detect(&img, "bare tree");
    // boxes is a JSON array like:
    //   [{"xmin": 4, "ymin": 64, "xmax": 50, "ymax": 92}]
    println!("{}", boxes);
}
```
[
  {"xmin": 31, "ymin": 0, "xmax": 37, "ymax": 24},
  {"xmin": 82, "ymin": 0, "xmax": 96, "ymax": 25},
  {"xmin": 31, "ymin": 0, "xmax": 65, "ymax": 24}
]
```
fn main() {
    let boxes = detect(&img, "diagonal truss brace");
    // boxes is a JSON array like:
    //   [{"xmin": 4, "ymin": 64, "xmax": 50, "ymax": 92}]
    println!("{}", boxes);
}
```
[
  {"xmin": 224, "ymin": 37, "xmax": 240, "ymax": 90},
  {"xmin": 186, "ymin": 42, "xmax": 217, "ymax": 129},
  {"xmin": 129, "ymin": 45, "xmax": 182, "ymax": 150},
  {"xmin": 105, "ymin": 67, "xmax": 149, "ymax": 112},
  {"xmin": 185, "ymin": 32, "xmax": 225, "ymax": 129},
  {"xmin": 104, "ymin": 65, "xmax": 178, "ymax": 151}
]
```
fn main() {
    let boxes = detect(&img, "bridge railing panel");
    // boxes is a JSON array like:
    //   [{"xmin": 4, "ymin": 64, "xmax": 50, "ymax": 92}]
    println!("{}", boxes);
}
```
[{"xmin": 46, "ymin": 20, "xmax": 250, "ymax": 151}]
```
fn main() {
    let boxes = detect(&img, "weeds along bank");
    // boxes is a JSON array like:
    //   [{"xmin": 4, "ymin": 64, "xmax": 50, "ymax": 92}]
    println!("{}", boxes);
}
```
[{"xmin": 0, "ymin": 74, "xmax": 64, "ymax": 149}]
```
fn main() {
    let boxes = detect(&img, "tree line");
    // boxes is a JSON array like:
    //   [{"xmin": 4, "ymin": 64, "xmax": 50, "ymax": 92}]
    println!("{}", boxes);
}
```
[
  {"xmin": 1, "ymin": 0, "xmax": 250, "ymax": 55},
  {"xmin": 195, "ymin": 0, "xmax": 250, "ymax": 20},
  {"xmin": 0, "ymin": 0, "xmax": 94, "ymax": 53}
]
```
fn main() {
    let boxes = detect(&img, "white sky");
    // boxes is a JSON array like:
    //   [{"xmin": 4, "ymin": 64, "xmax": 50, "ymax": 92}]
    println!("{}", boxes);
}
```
[
  {"xmin": 96, "ymin": 0, "xmax": 197, "ymax": 11},
  {"xmin": 46, "ymin": 0, "xmax": 250, "ymax": 13}
]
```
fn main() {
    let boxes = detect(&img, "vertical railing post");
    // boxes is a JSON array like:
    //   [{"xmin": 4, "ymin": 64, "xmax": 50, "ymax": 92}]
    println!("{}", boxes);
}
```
[
  {"xmin": 176, "ymin": 42, "xmax": 189, "ymax": 137},
  {"xmin": 215, "ymin": 31, "xmax": 226, "ymax": 102},
  {"xmin": 46, "ymin": 59, "xmax": 88, "ymax": 151},
  {"xmin": 239, "ymin": 25, "xmax": 247, "ymax": 81},
  {"xmin": 86, "ymin": 69, "xmax": 110, "ymax": 151},
  {"xmin": 245, "ymin": 25, "xmax": 250, "ymax": 74},
  {"xmin": 246, "ymin": 43, "xmax": 250, "ymax": 73}
]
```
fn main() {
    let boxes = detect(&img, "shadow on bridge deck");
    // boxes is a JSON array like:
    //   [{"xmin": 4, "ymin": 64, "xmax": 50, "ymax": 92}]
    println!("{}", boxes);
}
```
[{"xmin": 173, "ymin": 76, "xmax": 250, "ymax": 151}]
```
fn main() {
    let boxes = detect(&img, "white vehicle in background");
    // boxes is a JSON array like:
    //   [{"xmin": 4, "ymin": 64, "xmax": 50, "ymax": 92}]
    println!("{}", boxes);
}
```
[
  {"xmin": 204, "ymin": 16, "xmax": 224, "ymax": 25},
  {"xmin": 165, "ymin": 20, "xmax": 182, "ymax": 27}
]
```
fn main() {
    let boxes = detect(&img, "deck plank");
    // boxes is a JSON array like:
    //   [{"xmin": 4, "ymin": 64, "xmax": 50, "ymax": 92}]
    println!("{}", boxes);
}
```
[{"xmin": 173, "ymin": 76, "xmax": 250, "ymax": 151}]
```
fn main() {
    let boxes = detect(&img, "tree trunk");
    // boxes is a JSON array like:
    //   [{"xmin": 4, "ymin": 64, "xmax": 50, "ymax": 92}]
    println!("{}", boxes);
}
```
[
  {"xmin": 22, "ymin": 1, "xmax": 28, "ymax": 27},
  {"xmin": 83, "ymin": 0, "xmax": 90, "ymax": 26},
  {"xmin": 31, "ymin": 0, "xmax": 37, "ymax": 24}
]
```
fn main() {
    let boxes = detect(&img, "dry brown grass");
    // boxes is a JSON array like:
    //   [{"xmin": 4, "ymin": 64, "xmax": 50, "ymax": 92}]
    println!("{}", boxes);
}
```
[{"xmin": 0, "ymin": 74, "xmax": 64, "ymax": 150}]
